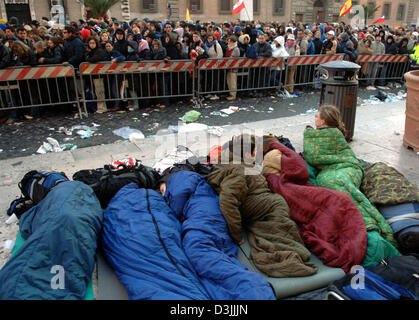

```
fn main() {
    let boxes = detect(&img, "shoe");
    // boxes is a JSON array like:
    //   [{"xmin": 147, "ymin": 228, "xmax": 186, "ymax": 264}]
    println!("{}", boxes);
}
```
[
  {"xmin": 226, "ymin": 96, "xmax": 236, "ymax": 101},
  {"xmin": 205, "ymin": 95, "xmax": 212, "ymax": 99},
  {"xmin": 210, "ymin": 95, "xmax": 220, "ymax": 100},
  {"xmin": 24, "ymin": 115, "xmax": 34, "ymax": 120},
  {"xmin": 5, "ymin": 119, "xmax": 14, "ymax": 125}
]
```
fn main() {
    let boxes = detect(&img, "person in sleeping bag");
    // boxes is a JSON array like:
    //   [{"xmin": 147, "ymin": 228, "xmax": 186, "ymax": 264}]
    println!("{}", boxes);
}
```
[
  {"xmin": 162, "ymin": 170, "xmax": 276, "ymax": 300},
  {"xmin": 101, "ymin": 183, "xmax": 212, "ymax": 300},
  {"xmin": 303, "ymin": 104, "xmax": 401, "ymax": 267}
]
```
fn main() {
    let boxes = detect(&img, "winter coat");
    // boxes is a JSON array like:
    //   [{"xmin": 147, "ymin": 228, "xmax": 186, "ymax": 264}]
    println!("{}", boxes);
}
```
[
  {"xmin": 125, "ymin": 41, "xmax": 140, "ymax": 61},
  {"xmin": 114, "ymin": 38, "xmax": 129, "ymax": 57},
  {"xmin": 307, "ymin": 40, "xmax": 315, "ymax": 55},
  {"xmin": 63, "ymin": 35, "xmax": 85, "ymax": 68},
  {"xmin": 43, "ymin": 46, "xmax": 64, "ymax": 65},
  {"xmin": 372, "ymin": 40, "xmax": 385, "ymax": 55},
  {"xmin": 322, "ymin": 39, "xmax": 337, "ymax": 55},
  {"xmin": 0, "ymin": 44, "xmax": 10, "ymax": 69},
  {"xmin": 150, "ymin": 41, "xmax": 167, "ymax": 60},
  {"xmin": 86, "ymin": 46, "xmax": 106, "ymax": 63},
  {"xmin": 410, "ymin": 44, "xmax": 419, "ymax": 64},
  {"xmin": 0, "ymin": 181, "xmax": 103, "ymax": 300},
  {"xmin": 358, "ymin": 40, "xmax": 373, "ymax": 75},
  {"xmin": 385, "ymin": 36, "xmax": 398, "ymax": 55},
  {"xmin": 164, "ymin": 171, "xmax": 275, "ymax": 300},
  {"xmin": 104, "ymin": 49, "xmax": 126, "ymax": 62},
  {"xmin": 297, "ymin": 37, "xmax": 308, "ymax": 55},
  {"xmin": 101, "ymin": 183, "xmax": 212, "ymax": 300},
  {"xmin": 205, "ymin": 41, "xmax": 223, "ymax": 58},
  {"xmin": 313, "ymin": 38, "xmax": 323, "ymax": 54},
  {"xmin": 253, "ymin": 41, "xmax": 272, "ymax": 58},
  {"xmin": 206, "ymin": 163, "xmax": 318, "ymax": 278},
  {"xmin": 271, "ymin": 36, "xmax": 288, "ymax": 70}
]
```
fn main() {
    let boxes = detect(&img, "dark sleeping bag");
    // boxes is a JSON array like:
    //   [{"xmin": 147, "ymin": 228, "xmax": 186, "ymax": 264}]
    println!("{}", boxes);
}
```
[
  {"xmin": 0, "ymin": 181, "xmax": 103, "ymax": 300},
  {"xmin": 101, "ymin": 183, "xmax": 211, "ymax": 300},
  {"xmin": 164, "ymin": 171, "xmax": 276, "ymax": 300}
]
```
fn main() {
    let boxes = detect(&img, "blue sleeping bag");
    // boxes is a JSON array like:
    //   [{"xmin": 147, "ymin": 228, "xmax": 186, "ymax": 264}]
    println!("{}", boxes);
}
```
[
  {"xmin": 101, "ymin": 183, "xmax": 211, "ymax": 300},
  {"xmin": 0, "ymin": 181, "xmax": 103, "ymax": 300},
  {"xmin": 165, "ymin": 171, "xmax": 276, "ymax": 300}
]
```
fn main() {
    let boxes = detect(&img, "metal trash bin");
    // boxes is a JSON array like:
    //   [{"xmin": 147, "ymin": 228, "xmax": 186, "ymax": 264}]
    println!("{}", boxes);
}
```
[{"xmin": 317, "ymin": 60, "xmax": 361, "ymax": 142}]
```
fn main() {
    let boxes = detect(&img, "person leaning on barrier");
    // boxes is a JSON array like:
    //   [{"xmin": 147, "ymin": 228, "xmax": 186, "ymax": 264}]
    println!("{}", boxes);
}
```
[
  {"xmin": 62, "ymin": 26, "xmax": 85, "ymax": 69},
  {"xmin": 39, "ymin": 37, "xmax": 64, "ymax": 65},
  {"xmin": 0, "ymin": 42, "xmax": 10, "ymax": 69},
  {"xmin": 284, "ymin": 34, "xmax": 300, "ymax": 95},
  {"xmin": 322, "ymin": 30, "xmax": 337, "ymax": 55},
  {"xmin": 225, "ymin": 36, "xmax": 240, "ymax": 101}
]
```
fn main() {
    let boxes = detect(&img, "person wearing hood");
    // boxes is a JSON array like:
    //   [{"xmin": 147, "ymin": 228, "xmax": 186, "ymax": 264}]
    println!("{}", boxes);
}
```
[
  {"xmin": 377, "ymin": 35, "xmax": 398, "ymax": 86},
  {"xmin": 358, "ymin": 37, "xmax": 373, "ymax": 85},
  {"xmin": 114, "ymin": 28, "xmax": 129, "ymax": 58},
  {"xmin": 270, "ymin": 36, "xmax": 288, "ymax": 87},
  {"xmin": 162, "ymin": 31, "xmax": 182, "ymax": 60},
  {"xmin": 137, "ymin": 35, "xmax": 150, "ymax": 60},
  {"xmin": 343, "ymin": 40, "xmax": 358, "ymax": 63},
  {"xmin": 397, "ymin": 37, "xmax": 409, "ymax": 54},
  {"xmin": 337, "ymin": 32, "xmax": 353, "ymax": 54},
  {"xmin": 238, "ymin": 34, "xmax": 250, "ymax": 57}
]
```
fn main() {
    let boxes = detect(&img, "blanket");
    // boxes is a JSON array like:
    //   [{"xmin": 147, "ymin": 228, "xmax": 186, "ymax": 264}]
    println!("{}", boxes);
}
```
[
  {"xmin": 165, "ymin": 171, "xmax": 275, "ymax": 300},
  {"xmin": 206, "ymin": 163, "xmax": 318, "ymax": 278},
  {"xmin": 263, "ymin": 141, "xmax": 367, "ymax": 273},
  {"xmin": 0, "ymin": 181, "xmax": 103, "ymax": 300},
  {"xmin": 101, "ymin": 183, "xmax": 211, "ymax": 300},
  {"xmin": 303, "ymin": 128, "xmax": 401, "ymax": 266}
]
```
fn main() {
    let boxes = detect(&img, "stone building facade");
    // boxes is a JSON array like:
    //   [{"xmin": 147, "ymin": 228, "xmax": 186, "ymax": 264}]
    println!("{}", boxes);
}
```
[{"xmin": 0, "ymin": 0, "xmax": 417, "ymax": 27}]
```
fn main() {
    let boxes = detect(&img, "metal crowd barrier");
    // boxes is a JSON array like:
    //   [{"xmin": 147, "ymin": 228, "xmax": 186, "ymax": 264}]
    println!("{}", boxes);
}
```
[
  {"xmin": 195, "ymin": 57, "xmax": 285, "ymax": 98},
  {"xmin": 79, "ymin": 60, "xmax": 195, "ymax": 114},
  {"xmin": 0, "ymin": 64, "xmax": 82, "ymax": 117},
  {"xmin": 0, "ymin": 54, "xmax": 412, "ymax": 119},
  {"xmin": 283, "ymin": 54, "xmax": 345, "ymax": 91},
  {"xmin": 356, "ymin": 54, "xmax": 410, "ymax": 83}
]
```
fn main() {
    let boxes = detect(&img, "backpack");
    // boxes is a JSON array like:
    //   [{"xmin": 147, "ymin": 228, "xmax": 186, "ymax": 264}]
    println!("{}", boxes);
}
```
[
  {"xmin": 18, "ymin": 170, "xmax": 69, "ymax": 205},
  {"xmin": 7, "ymin": 170, "xmax": 69, "ymax": 219},
  {"xmin": 73, "ymin": 159, "xmax": 161, "ymax": 208},
  {"xmin": 327, "ymin": 268, "xmax": 418, "ymax": 300}
]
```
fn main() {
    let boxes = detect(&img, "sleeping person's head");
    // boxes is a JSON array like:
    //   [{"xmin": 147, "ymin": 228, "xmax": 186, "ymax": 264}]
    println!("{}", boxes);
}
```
[
  {"xmin": 220, "ymin": 133, "xmax": 257, "ymax": 164},
  {"xmin": 315, "ymin": 104, "xmax": 347, "ymax": 138}
]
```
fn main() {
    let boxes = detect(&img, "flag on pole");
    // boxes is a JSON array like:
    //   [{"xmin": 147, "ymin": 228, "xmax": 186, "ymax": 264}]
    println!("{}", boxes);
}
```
[
  {"xmin": 339, "ymin": 0, "xmax": 352, "ymax": 17},
  {"xmin": 186, "ymin": 4, "xmax": 191, "ymax": 21},
  {"xmin": 372, "ymin": 16, "xmax": 385, "ymax": 24},
  {"xmin": 232, "ymin": 0, "xmax": 245, "ymax": 15}
]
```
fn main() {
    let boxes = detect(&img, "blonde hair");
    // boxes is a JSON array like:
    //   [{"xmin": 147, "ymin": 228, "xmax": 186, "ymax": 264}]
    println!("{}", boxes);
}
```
[
  {"xmin": 11, "ymin": 40, "xmax": 32, "ymax": 58},
  {"xmin": 318, "ymin": 104, "xmax": 347, "ymax": 138}
]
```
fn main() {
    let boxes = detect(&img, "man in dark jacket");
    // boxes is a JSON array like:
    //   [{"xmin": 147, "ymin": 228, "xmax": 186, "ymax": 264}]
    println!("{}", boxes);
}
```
[
  {"xmin": 114, "ymin": 28, "xmax": 129, "ymax": 58},
  {"xmin": 0, "ymin": 43, "xmax": 10, "ymax": 69},
  {"xmin": 253, "ymin": 33, "xmax": 272, "ymax": 57},
  {"xmin": 63, "ymin": 26, "xmax": 85, "ymax": 68}
]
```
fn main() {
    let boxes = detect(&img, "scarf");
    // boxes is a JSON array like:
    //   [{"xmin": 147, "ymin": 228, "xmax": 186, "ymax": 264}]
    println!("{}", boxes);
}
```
[
  {"xmin": 286, "ymin": 41, "xmax": 295, "ymax": 48},
  {"xmin": 205, "ymin": 40, "xmax": 216, "ymax": 48}
]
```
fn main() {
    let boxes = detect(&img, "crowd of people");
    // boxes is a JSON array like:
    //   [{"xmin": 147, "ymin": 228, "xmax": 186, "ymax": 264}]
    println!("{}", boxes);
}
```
[{"xmin": 0, "ymin": 16, "xmax": 418, "ymax": 123}]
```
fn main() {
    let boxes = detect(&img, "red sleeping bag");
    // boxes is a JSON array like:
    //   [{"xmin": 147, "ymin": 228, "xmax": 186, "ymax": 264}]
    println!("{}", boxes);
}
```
[{"xmin": 263, "ymin": 141, "xmax": 367, "ymax": 273}]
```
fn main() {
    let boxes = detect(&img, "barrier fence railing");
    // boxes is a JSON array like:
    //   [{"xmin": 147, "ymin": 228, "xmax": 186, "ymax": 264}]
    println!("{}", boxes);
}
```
[
  {"xmin": 0, "ymin": 54, "xmax": 412, "ymax": 119},
  {"xmin": 195, "ymin": 57, "xmax": 285, "ymax": 99},
  {"xmin": 356, "ymin": 54, "xmax": 410, "ymax": 84},
  {"xmin": 79, "ymin": 60, "xmax": 195, "ymax": 114},
  {"xmin": 283, "ymin": 54, "xmax": 345, "ymax": 91},
  {"xmin": 0, "ymin": 64, "xmax": 82, "ymax": 117}
]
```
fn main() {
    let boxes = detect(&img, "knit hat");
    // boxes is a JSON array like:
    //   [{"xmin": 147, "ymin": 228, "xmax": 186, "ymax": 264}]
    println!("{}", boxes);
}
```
[
  {"xmin": 327, "ymin": 30, "xmax": 335, "ymax": 36},
  {"xmin": 79, "ymin": 28, "xmax": 91, "ymax": 41},
  {"xmin": 287, "ymin": 34, "xmax": 295, "ymax": 41}
]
